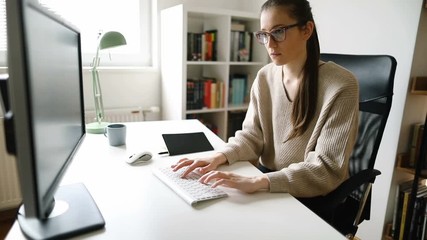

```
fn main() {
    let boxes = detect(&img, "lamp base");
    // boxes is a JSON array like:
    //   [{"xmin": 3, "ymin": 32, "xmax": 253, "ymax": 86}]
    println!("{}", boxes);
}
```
[{"xmin": 86, "ymin": 121, "xmax": 109, "ymax": 134}]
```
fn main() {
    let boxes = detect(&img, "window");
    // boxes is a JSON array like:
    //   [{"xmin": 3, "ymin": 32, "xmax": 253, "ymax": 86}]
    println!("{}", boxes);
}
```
[{"xmin": 0, "ymin": 0, "xmax": 152, "ymax": 67}]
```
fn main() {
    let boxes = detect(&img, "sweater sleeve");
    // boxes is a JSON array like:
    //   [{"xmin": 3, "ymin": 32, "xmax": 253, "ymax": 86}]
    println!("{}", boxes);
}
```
[{"xmin": 267, "ymin": 71, "xmax": 359, "ymax": 197}]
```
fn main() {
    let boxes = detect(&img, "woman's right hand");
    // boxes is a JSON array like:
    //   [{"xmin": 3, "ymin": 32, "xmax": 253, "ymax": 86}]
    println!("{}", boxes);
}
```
[{"xmin": 171, "ymin": 152, "xmax": 228, "ymax": 178}]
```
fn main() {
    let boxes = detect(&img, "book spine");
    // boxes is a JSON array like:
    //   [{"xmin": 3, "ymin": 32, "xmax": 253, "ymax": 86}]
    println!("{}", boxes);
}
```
[
  {"xmin": 399, "ymin": 191, "xmax": 410, "ymax": 240},
  {"xmin": 210, "ymin": 82, "xmax": 217, "ymax": 108},
  {"xmin": 421, "ymin": 201, "xmax": 427, "ymax": 240},
  {"xmin": 203, "ymin": 79, "xmax": 212, "ymax": 108},
  {"xmin": 393, "ymin": 180, "xmax": 413, "ymax": 239},
  {"xmin": 415, "ymin": 197, "xmax": 427, "ymax": 239},
  {"xmin": 187, "ymin": 80, "xmax": 195, "ymax": 110},
  {"xmin": 217, "ymin": 81, "xmax": 223, "ymax": 108},
  {"xmin": 200, "ymin": 80, "xmax": 204, "ymax": 109},
  {"xmin": 409, "ymin": 123, "xmax": 424, "ymax": 168},
  {"xmin": 201, "ymin": 33, "xmax": 206, "ymax": 61},
  {"xmin": 187, "ymin": 32, "xmax": 193, "ymax": 60},
  {"xmin": 392, "ymin": 183, "xmax": 402, "ymax": 238},
  {"xmin": 234, "ymin": 31, "xmax": 239, "ymax": 62},
  {"xmin": 204, "ymin": 30, "xmax": 217, "ymax": 61}
]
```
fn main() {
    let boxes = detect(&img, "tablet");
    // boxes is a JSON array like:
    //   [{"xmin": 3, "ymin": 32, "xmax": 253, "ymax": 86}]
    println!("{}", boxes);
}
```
[{"xmin": 162, "ymin": 132, "xmax": 214, "ymax": 156}]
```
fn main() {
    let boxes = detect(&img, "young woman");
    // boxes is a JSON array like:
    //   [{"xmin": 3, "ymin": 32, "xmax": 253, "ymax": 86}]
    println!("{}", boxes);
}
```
[{"xmin": 172, "ymin": 0, "xmax": 359, "ymax": 198}]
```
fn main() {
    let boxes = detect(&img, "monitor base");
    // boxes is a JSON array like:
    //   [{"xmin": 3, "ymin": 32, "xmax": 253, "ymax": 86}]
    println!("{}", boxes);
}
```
[{"xmin": 17, "ymin": 183, "xmax": 105, "ymax": 240}]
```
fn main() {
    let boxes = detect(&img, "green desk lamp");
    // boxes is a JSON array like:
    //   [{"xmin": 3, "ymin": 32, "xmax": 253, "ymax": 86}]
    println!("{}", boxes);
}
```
[{"xmin": 86, "ymin": 31, "xmax": 127, "ymax": 134}]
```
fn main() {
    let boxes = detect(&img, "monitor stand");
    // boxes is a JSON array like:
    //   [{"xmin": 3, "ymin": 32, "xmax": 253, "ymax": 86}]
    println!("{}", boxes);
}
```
[{"xmin": 17, "ymin": 183, "xmax": 105, "ymax": 240}]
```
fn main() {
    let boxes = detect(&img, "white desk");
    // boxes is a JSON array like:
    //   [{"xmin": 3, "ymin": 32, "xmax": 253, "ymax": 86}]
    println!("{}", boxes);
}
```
[{"xmin": 7, "ymin": 120, "xmax": 346, "ymax": 239}]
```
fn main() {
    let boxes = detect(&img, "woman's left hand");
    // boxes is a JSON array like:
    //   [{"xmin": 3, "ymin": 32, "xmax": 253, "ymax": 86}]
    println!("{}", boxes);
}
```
[{"xmin": 199, "ymin": 171, "xmax": 270, "ymax": 193}]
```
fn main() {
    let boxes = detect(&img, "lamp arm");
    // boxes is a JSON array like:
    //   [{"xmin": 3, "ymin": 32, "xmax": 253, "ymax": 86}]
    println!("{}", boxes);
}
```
[{"xmin": 91, "ymin": 46, "xmax": 105, "ymax": 124}]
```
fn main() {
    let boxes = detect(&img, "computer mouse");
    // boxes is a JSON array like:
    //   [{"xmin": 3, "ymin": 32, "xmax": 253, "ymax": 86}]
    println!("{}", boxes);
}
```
[{"xmin": 126, "ymin": 151, "xmax": 153, "ymax": 165}]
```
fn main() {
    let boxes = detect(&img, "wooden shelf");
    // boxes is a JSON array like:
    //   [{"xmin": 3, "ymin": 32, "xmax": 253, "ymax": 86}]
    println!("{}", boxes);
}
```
[
  {"xmin": 396, "ymin": 152, "xmax": 427, "ymax": 178},
  {"xmin": 410, "ymin": 76, "xmax": 427, "ymax": 95}
]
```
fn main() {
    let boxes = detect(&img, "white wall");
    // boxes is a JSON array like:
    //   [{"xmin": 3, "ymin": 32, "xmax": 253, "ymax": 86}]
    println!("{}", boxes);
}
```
[{"xmin": 82, "ymin": 68, "xmax": 161, "ymax": 121}]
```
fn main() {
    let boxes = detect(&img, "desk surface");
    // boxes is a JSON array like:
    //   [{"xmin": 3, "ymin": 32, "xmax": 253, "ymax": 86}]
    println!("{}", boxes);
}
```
[{"xmin": 7, "ymin": 120, "xmax": 345, "ymax": 239}]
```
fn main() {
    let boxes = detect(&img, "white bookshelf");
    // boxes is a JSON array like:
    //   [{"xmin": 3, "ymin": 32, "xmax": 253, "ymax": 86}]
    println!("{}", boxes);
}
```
[{"xmin": 160, "ymin": 4, "xmax": 268, "ymax": 140}]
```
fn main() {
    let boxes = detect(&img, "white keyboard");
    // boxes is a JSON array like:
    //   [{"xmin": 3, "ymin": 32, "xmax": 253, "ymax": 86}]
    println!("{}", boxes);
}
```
[{"xmin": 153, "ymin": 166, "xmax": 228, "ymax": 206}]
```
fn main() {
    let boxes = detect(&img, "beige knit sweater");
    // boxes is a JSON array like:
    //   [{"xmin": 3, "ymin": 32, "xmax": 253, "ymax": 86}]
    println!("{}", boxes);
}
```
[{"xmin": 221, "ymin": 61, "xmax": 359, "ymax": 197}]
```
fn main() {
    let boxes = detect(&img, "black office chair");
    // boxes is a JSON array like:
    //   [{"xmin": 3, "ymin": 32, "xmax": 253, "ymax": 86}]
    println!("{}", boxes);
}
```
[{"xmin": 298, "ymin": 53, "xmax": 397, "ymax": 238}]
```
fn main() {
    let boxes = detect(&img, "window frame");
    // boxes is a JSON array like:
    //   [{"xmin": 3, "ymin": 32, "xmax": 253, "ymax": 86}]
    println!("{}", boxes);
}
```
[{"xmin": 0, "ymin": 0, "xmax": 153, "ymax": 67}]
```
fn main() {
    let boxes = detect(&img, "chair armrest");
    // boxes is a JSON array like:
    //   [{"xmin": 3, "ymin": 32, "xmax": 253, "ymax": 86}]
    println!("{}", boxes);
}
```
[
  {"xmin": 326, "ymin": 169, "xmax": 381, "ymax": 206},
  {"xmin": 297, "ymin": 169, "xmax": 381, "ymax": 222}
]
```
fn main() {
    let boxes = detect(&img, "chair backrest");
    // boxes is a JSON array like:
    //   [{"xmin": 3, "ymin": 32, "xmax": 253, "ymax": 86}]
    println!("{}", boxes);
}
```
[
  {"xmin": 320, "ymin": 53, "xmax": 397, "ymax": 218},
  {"xmin": 321, "ymin": 53, "xmax": 396, "ymax": 173}
]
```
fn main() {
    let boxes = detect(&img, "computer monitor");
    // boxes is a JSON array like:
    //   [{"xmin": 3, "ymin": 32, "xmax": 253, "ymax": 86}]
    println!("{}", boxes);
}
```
[{"xmin": 5, "ymin": 0, "xmax": 105, "ymax": 239}]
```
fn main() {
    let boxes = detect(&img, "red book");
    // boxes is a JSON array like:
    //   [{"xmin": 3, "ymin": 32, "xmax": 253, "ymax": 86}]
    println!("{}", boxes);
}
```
[{"xmin": 203, "ymin": 79, "xmax": 212, "ymax": 108}]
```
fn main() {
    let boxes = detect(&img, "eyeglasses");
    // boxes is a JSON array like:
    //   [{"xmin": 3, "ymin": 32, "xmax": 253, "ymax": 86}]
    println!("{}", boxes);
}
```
[{"xmin": 254, "ymin": 23, "xmax": 302, "ymax": 45}]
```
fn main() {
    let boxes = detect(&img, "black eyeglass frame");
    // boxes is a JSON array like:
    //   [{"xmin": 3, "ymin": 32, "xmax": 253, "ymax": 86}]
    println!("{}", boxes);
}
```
[{"xmin": 253, "ymin": 22, "xmax": 304, "ymax": 45}]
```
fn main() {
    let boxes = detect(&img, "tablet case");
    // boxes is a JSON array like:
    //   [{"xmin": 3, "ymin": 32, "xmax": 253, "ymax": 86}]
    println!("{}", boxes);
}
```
[{"xmin": 162, "ymin": 132, "xmax": 214, "ymax": 156}]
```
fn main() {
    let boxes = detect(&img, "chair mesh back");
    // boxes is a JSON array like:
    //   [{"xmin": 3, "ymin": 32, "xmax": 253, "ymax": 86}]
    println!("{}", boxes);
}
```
[
  {"xmin": 349, "ymin": 107, "xmax": 383, "ymax": 199},
  {"xmin": 320, "ymin": 54, "xmax": 397, "ymax": 200},
  {"xmin": 350, "ymin": 111, "xmax": 382, "ymax": 176}
]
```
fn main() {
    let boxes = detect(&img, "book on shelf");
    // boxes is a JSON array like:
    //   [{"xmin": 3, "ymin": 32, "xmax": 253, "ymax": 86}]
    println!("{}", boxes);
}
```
[
  {"xmin": 229, "ymin": 73, "xmax": 249, "ymax": 106},
  {"xmin": 392, "ymin": 179, "xmax": 427, "ymax": 240},
  {"xmin": 186, "ymin": 77, "xmax": 224, "ymax": 110},
  {"xmin": 204, "ymin": 30, "xmax": 218, "ymax": 61},
  {"xmin": 409, "ymin": 190, "xmax": 427, "ymax": 239},
  {"xmin": 187, "ymin": 30, "xmax": 217, "ymax": 61},
  {"xmin": 422, "ymin": 199, "xmax": 427, "ymax": 240},
  {"xmin": 392, "ymin": 180, "xmax": 411, "ymax": 238},
  {"xmin": 231, "ymin": 21, "xmax": 245, "ymax": 31},
  {"xmin": 186, "ymin": 78, "xmax": 203, "ymax": 110},
  {"xmin": 409, "ymin": 122, "xmax": 424, "ymax": 168},
  {"xmin": 398, "ymin": 186, "xmax": 413, "ymax": 240},
  {"xmin": 203, "ymin": 78, "xmax": 213, "ymax": 108},
  {"xmin": 230, "ymin": 30, "xmax": 253, "ymax": 62}
]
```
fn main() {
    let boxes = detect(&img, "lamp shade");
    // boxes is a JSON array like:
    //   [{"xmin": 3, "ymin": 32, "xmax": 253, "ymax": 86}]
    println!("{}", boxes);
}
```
[{"xmin": 99, "ymin": 31, "xmax": 127, "ymax": 50}]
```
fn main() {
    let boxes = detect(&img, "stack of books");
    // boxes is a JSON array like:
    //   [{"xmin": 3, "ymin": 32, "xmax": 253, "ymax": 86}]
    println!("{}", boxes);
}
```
[
  {"xmin": 230, "ymin": 22, "xmax": 253, "ymax": 62},
  {"xmin": 187, "ymin": 30, "xmax": 217, "ymax": 61},
  {"xmin": 186, "ymin": 77, "xmax": 224, "ymax": 110},
  {"xmin": 392, "ymin": 179, "xmax": 427, "ymax": 240},
  {"xmin": 229, "ymin": 73, "xmax": 249, "ymax": 106},
  {"xmin": 230, "ymin": 31, "xmax": 252, "ymax": 62}
]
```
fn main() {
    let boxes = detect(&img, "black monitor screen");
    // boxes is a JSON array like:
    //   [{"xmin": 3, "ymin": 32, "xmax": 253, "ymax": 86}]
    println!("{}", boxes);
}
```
[
  {"xmin": 26, "ymin": 3, "xmax": 83, "ymax": 210},
  {"xmin": 6, "ymin": 1, "xmax": 104, "ymax": 239}
]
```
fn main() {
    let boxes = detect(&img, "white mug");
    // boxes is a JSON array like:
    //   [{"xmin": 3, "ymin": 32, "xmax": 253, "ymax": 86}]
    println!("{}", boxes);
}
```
[{"xmin": 104, "ymin": 124, "xmax": 126, "ymax": 146}]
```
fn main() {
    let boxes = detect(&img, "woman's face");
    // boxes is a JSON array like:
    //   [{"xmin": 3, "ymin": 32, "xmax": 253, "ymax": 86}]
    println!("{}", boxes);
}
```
[{"xmin": 259, "ymin": 6, "xmax": 310, "ymax": 66}]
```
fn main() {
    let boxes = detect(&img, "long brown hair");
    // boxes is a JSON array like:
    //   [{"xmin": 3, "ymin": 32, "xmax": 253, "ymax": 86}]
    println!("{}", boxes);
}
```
[{"xmin": 261, "ymin": 0, "xmax": 320, "ymax": 138}]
